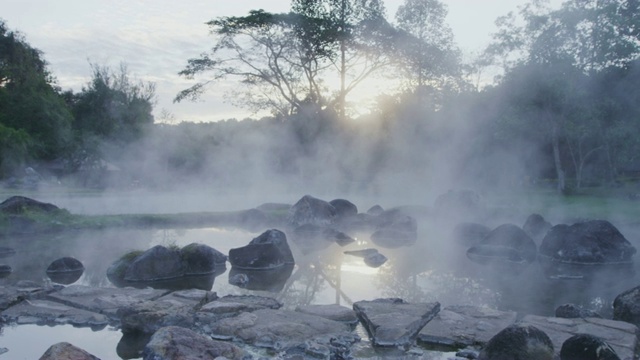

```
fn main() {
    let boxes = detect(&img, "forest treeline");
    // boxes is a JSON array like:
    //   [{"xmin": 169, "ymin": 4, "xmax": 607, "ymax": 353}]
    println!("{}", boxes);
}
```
[{"xmin": 1, "ymin": 0, "xmax": 639, "ymax": 195}]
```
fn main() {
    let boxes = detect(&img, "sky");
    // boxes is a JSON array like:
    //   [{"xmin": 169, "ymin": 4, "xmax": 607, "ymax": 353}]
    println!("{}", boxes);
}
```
[{"xmin": 2, "ymin": 0, "xmax": 563, "ymax": 123}]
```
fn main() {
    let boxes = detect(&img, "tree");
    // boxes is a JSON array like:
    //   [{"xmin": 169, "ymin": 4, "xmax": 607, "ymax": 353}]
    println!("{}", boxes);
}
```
[
  {"xmin": 394, "ymin": 0, "xmax": 461, "ymax": 93},
  {"xmin": 68, "ymin": 63, "xmax": 156, "ymax": 170},
  {"xmin": 176, "ymin": 3, "xmax": 400, "ymax": 119},
  {"xmin": 0, "ymin": 20, "xmax": 73, "ymax": 172}
]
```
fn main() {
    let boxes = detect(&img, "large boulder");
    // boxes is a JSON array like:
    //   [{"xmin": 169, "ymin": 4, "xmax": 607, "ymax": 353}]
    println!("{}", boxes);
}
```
[
  {"xmin": 613, "ymin": 285, "xmax": 640, "ymax": 326},
  {"xmin": 286, "ymin": 195, "xmax": 337, "ymax": 227},
  {"xmin": 539, "ymin": 220, "xmax": 636, "ymax": 280},
  {"xmin": 107, "ymin": 243, "xmax": 225, "ymax": 290},
  {"xmin": 466, "ymin": 224, "xmax": 537, "ymax": 269},
  {"xmin": 329, "ymin": 198, "xmax": 358, "ymax": 218},
  {"xmin": 228, "ymin": 229, "xmax": 294, "ymax": 269},
  {"xmin": 560, "ymin": 333, "xmax": 621, "ymax": 360},
  {"xmin": 478, "ymin": 323, "xmax": 554, "ymax": 360}
]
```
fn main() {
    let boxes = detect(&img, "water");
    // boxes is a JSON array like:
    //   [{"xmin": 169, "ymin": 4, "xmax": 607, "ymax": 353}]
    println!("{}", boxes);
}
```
[{"xmin": 0, "ymin": 192, "xmax": 638, "ymax": 358}]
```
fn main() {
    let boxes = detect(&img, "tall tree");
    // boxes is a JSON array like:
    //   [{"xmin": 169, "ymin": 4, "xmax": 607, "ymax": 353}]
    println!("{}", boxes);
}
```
[
  {"xmin": 394, "ymin": 0, "xmax": 461, "ymax": 93},
  {"xmin": 176, "ymin": 3, "xmax": 399, "ymax": 119}
]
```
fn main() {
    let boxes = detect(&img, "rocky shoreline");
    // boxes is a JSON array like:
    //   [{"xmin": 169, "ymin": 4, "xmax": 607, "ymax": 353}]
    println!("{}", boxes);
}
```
[{"xmin": 1, "ymin": 281, "xmax": 639, "ymax": 359}]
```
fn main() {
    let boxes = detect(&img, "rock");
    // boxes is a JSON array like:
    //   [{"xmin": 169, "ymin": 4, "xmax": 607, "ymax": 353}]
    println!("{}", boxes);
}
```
[
  {"xmin": 39, "ymin": 342, "xmax": 100, "ymax": 360},
  {"xmin": 523, "ymin": 213, "xmax": 552, "ymax": 241},
  {"xmin": 180, "ymin": 243, "xmax": 227, "ymax": 275},
  {"xmin": 208, "ymin": 308, "xmax": 351, "ymax": 350},
  {"xmin": 108, "ymin": 243, "xmax": 224, "ymax": 290},
  {"xmin": 466, "ymin": 223, "xmax": 537, "ymax": 269},
  {"xmin": 560, "ymin": 333, "xmax": 621, "ymax": 360},
  {"xmin": 228, "ymin": 229, "xmax": 294, "ymax": 269},
  {"xmin": 0, "ymin": 264, "xmax": 12, "ymax": 278},
  {"xmin": 367, "ymin": 205, "xmax": 384, "ymax": 215},
  {"xmin": 555, "ymin": 303, "xmax": 602, "ymax": 319},
  {"xmin": 478, "ymin": 323, "xmax": 554, "ymax": 360},
  {"xmin": 519, "ymin": 314, "xmax": 638, "ymax": 359},
  {"xmin": 124, "ymin": 245, "xmax": 184, "ymax": 282},
  {"xmin": 46, "ymin": 257, "xmax": 84, "ymax": 285},
  {"xmin": 329, "ymin": 198, "xmax": 358, "ymax": 218},
  {"xmin": 0, "ymin": 283, "xmax": 55, "ymax": 311},
  {"xmin": 228, "ymin": 264, "xmax": 294, "ymax": 292},
  {"xmin": 143, "ymin": 326, "xmax": 249, "ymax": 360},
  {"xmin": 198, "ymin": 294, "xmax": 282, "ymax": 319},
  {"xmin": 539, "ymin": 220, "xmax": 636, "ymax": 280},
  {"xmin": 2, "ymin": 298, "xmax": 109, "ymax": 329},
  {"xmin": 613, "ymin": 284, "xmax": 640, "ymax": 326},
  {"xmin": 286, "ymin": 195, "xmax": 337, "ymax": 227},
  {"xmin": 418, "ymin": 305, "xmax": 518, "ymax": 348},
  {"xmin": 0, "ymin": 195, "xmax": 59, "ymax": 214},
  {"xmin": 296, "ymin": 304, "xmax": 359, "ymax": 324},
  {"xmin": 364, "ymin": 252, "xmax": 388, "ymax": 268},
  {"xmin": 45, "ymin": 285, "xmax": 168, "ymax": 319},
  {"xmin": 353, "ymin": 298, "xmax": 440, "ymax": 347},
  {"xmin": 452, "ymin": 222, "xmax": 491, "ymax": 248}
]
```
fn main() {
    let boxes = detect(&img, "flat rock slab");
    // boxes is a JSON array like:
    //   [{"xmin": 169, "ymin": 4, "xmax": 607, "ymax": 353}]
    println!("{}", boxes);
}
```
[
  {"xmin": 520, "ymin": 314, "xmax": 639, "ymax": 359},
  {"xmin": 153, "ymin": 289, "xmax": 217, "ymax": 308},
  {"xmin": 45, "ymin": 285, "xmax": 168, "ymax": 318},
  {"xmin": 208, "ymin": 308, "xmax": 351, "ymax": 350},
  {"xmin": 296, "ymin": 304, "xmax": 358, "ymax": 324},
  {"xmin": 418, "ymin": 305, "xmax": 518, "ymax": 348},
  {"xmin": 0, "ymin": 284, "xmax": 56, "ymax": 311},
  {"xmin": 1, "ymin": 299, "xmax": 109, "ymax": 328},
  {"xmin": 353, "ymin": 298, "xmax": 441, "ymax": 347}
]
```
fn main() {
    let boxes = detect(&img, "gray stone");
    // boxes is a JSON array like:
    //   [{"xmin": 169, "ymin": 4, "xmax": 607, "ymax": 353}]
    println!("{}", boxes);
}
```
[
  {"xmin": 353, "ymin": 298, "xmax": 440, "ymax": 347},
  {"xmin": 228, "ymin": 229, "xmax": 294, "ymax": 269},
  {"xmin": 296, "ymin": 304, "xmax": 358, "ymax": 324},
  {"xmin": 0, "ymin": 284, "xmax": 54, "ymax": 311},
  {"xmin": 364, "ymin": 252, "xmax": 387, "ymax": 268},
  {"xmin": 519, "ymin": 314, "xmax": 639, "ymax": 360},
  {"xmin": 478, "ymin": 323, "xmax": 554, "ymax": 360},
  {"xmin": 199, "ymin": 294, "xmax": 281, "ymax": 315},
  {"xmin": 2, "ymin": 299, "xmax": 109, "ymax": 328},
  {"xmin": 124, "ymin": 245, "xmax": 184, "ymax": 282},
  {"xmin": 286, "ymin": 195, "xmax": 337, "ymax": 227},
  {"xmin": 45, "ymin": 285, "xmax": 167, "ymax": 319},
  {"xmin": 143, "ymin": 326, "xmax": 249, "ymax": 360},
  {"xmin": 418, "ymin": 305, "xmax": 517, "ymax": 348},
  {"xmin": 613, "ymin": 285, "xmax": 640, "ymax": 327},
  {"xmin": 39, "ymin": 342, "xmax": 99, "ymax": 360},
  {"xmin": 208, "ymin": 308, "xmax": 351, "ymax": 350}
]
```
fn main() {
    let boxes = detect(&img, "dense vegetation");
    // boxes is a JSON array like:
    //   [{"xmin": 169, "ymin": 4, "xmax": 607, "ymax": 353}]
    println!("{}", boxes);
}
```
[{"xmin": 1, "ymin": 0, "xmax": 639, "ymax": 196}]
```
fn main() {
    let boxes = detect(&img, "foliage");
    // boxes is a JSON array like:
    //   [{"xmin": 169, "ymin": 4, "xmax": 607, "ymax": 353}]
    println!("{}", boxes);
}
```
[{"xmin": 0, "ymin": 20, "xmax": 73, "ymax": 173}]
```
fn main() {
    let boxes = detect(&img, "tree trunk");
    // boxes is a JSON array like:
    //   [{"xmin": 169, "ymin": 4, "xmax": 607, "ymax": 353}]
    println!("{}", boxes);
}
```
[{"xmin": 551, "ymin": 123, "xmax": 566, "ymax": 194}]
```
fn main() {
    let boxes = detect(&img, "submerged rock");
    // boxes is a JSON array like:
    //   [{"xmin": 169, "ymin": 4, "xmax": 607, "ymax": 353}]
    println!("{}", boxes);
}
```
[
  {"xmin": 228, "ymin": 229, "xmax": 294, "ymax": 269},
  {"xmin": 478, "ymin": 323, "xmax": 554, "ymax": 360},
  {"xmin": 353, "ymin": 298, "xmax": 440, "ymax": 347}
]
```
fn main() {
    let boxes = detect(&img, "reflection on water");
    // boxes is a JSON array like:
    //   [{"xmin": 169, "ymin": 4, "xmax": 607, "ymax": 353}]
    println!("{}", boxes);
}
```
[{"xmin": 0, "ymin": 216, "xmax": 636, "ymax": 358}]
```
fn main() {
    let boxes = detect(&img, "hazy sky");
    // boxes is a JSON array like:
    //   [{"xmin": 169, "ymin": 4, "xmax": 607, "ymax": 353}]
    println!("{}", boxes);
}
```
[{"xmin": 2, "ymin": 0, "xmax": 562, "ymax": 122}]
